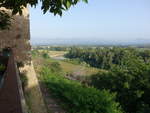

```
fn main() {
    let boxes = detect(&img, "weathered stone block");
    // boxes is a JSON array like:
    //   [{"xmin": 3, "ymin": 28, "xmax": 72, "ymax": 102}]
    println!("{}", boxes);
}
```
[{"xmin": 0, "ymin": 7, "xmax": 31, "ymax": 63}]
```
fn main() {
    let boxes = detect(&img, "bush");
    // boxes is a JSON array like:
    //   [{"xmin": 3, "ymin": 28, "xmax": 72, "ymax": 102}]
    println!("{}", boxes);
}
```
[
  {"xmin": 0, "ymin": 64, "xmax": 6, "ymax": 72},
  {"xmin": 90, "ymin": 64, "xmax": 150, "ymax": 113},
  {"xmin": 44, "ymin": 61, "xmax": 62, "ymax": 73},
  {"xmin": 42, "ymin": 53, "xmax": 49, "ymax": 59},
  {"xmin": 40, "ymin": 66, "xmax": 123, "ymax": 113},
  {"xmin": 64, "ymin": 58, "xmax": 88, "ymax": 66}
]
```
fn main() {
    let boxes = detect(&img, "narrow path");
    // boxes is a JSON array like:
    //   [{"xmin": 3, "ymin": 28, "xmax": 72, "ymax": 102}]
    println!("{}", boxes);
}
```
[
  {"xmin": 40, "ymin": 82, "xmax": 66, "ymax": 113},
  {"xmin": 0, "ymin": 55, "xmax": 23, "ymax": 113},
  {"xmin": 28, "ymin": 60, "xmax": 66, "ymax": 113}
]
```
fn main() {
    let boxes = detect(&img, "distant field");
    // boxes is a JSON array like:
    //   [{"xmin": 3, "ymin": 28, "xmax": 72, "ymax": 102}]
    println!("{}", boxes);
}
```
[
  {"xmin": 33, "ymin": 50, "xmax": 103, "ymax": 77},
  {"xmin": 47, "ymin": 50, "xmax": 101, "ymax": 76},
  {"xmin": 48, "ymin": 51, "xmax": 67, "ymax": 58},
  {"xmin": 58, "ymin": 61, "xmax": 100, "ymax": 76}
]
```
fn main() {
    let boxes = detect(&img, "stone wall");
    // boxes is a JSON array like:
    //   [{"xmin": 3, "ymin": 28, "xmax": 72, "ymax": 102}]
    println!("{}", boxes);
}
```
[{"xmin": 0, "ymin": 7, "xmax": 31, "ymax": 63}]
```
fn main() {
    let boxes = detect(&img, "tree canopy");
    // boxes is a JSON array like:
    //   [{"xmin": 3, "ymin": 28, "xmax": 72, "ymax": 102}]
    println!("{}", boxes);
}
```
[
  {"xmin": 65, "ymin": 46, "xmax": 150, "ymax": 113},
  {"xmin": 0, "ymin": 0, "xmax": 88, "ymax": 30}
]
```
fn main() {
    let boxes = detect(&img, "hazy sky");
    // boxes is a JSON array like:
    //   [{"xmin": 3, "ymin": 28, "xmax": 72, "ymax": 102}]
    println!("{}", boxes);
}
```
[{"xmin": 30, "ymin": 0, "xmax": 150, "ymax": 44}]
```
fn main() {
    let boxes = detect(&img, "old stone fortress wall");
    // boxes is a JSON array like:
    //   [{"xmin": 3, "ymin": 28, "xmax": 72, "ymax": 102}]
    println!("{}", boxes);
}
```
[{"xmin": 0, "ymin": 7, "xmax": 31, "ymax": 63}]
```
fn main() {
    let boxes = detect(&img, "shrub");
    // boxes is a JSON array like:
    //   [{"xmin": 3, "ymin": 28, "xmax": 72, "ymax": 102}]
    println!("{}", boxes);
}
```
[
  {"xmin": 42, "ymin": 53, "xmax": 49, "ymax": 59},
  {"xmin": 90, "ymin": 64, "xmax": 150, "ymax": 113},
  {"xmin": 44, "ymin": 61, "xmax": 62, "ymax": 73},
  {"xmin": 40, "ymin": 66, "xmax": 123, "ymax": 113},
  {"xmin": 0, "ymin": 64, "xmax": 6, "ymax": 72}
]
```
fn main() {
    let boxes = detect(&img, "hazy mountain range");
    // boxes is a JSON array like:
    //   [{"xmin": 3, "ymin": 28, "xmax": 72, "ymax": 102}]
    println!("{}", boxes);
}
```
[{"xmin": 31, "ymin": 38, "xmax": 150, "ymax": 46}]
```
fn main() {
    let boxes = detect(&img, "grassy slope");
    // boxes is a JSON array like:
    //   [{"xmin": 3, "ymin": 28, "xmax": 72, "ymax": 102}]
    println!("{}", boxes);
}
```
[
  {"xmin": 35, "ymin": 50, "xmax": 102, "ymax": 76},
  {"xmin": 49, "ymin": 50, "xmax": 103, "ymax": 76},
  {"xmin": 39, "ymin": 67, "xmax": 122, "ymax": 113},
  {"xmin": 48, "ymin": 51, "xmax": 67, "ymax": 57},
  {"xmin": 32, "ymin": 51, "xmax": 116, "ymax": 113},
  {"xmin": 59, "ymin": 61, "xmax": 100, "ymax": 76}
]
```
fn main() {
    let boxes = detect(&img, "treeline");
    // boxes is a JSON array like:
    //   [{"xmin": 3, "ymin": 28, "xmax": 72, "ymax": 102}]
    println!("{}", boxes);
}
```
[
  {"xmin": 90, "ymin": 60, "xmax": 150, "ymax": 113},
  {"xmin": 65, "ymin": 47, "xmax": 150, "ymax": 113},
  {"xmin": 65, "ymin": 47, "xmax": 150, "ymax": 69},
  {"xmin": 34, "ymin": 46, "xmax": 150, "ymax": 113},
  {"xmin": 33, "ymin": 46, "xmax": 69, "ymax": 51}
]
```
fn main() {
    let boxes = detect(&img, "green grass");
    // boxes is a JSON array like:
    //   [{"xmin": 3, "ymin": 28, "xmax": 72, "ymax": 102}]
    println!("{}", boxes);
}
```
[
  {"xmin": 48, "ymin": 51, "xmax": 67, "ymax": 57},
  {"xmin": 39, "ymin": 66, "xmax": 123, "ymax": 113},
  {"xmin": 33, "ymin": 52, "xmax": 102, "ymax": 77},
  {"xmin": 58, "ymin": 60, "xmax": 100, "ymax": 76},
  {"xmin": 32, "ymin": 50, "xmax": 122, "ymax": 113},
  {"xmin": 32, "ymin": 51, "xmax": 106, "ymax": 84}
]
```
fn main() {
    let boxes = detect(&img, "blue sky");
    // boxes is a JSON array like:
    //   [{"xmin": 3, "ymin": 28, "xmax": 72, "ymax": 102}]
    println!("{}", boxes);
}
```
[{"xmin": 30, "ymin": 0, "xmax": 150, "ymax": 45}]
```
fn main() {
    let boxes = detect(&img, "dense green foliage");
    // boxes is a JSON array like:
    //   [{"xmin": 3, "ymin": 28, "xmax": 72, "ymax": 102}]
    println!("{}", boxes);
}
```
[
  {"xmin": 31, "ymin": 49, "xmax": 40, "ymax": 58},
  {"xmin": 0, "ymin": 0, "xmax": 87, "ymax": 15},
  {"xmin": 65, "ymin": 47, "xmax": 150, "ymax": 113},
  {"xmin": 42, "ymin": 52, "xmax": 50, "ymax": 59},
  {"xmin": 48, "ymin": 46, "xmax": 69, "ymax": 51},
  {"xmin": 33, "ymin": 46, "xmax": 70, "ymax": 51},
  {"xmin": 0, "ymin": 0, "xmax": 87, "ymax": 29},
  {"xmin": 40, "ymin": 66, "xmax": 122, "ymax": 113},
  {"xmin": 64, "ymin": 58, "xmax": 88, "ymax": 66},
  {"xmin": 33, "ymin": 46, "xmax": 150, "ymax": 113},
  {"xmin": 90, "ymin": 64, "xmax": 150, "ymax": 113},
  {"xmin": 65, "ymin": 47, "xmax": 150, "ymax": 69}
]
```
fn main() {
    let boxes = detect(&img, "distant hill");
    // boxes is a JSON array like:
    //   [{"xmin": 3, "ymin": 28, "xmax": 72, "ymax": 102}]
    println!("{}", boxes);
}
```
[{"xmin": 31, "ymin": 38, "xmax": 150, "ymax": 47}]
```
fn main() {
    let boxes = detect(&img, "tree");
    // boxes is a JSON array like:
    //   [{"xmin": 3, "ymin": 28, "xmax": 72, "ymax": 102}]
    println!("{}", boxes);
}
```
[
  {"xmin": 0, "ymin": 0, "xmax": 88, "ymax": 29},
  {"xmin": 90, "ymin": 57, "xmax": 150, "ymax": 113}
]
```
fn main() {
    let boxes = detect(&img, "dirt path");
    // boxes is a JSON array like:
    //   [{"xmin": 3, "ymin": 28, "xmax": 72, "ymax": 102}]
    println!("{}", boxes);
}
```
[{"xmin": 40, "ymin": 82, "xmax": 66, "ymax": 113}]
